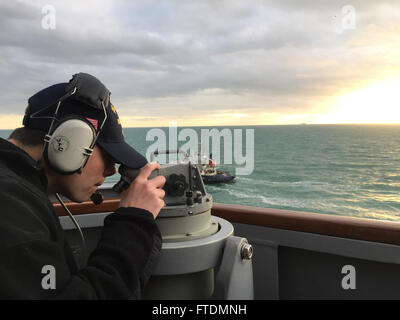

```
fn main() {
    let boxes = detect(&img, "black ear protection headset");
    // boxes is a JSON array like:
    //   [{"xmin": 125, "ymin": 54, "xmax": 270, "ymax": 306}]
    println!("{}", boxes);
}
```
[{"xmin": 27, "ymin": 73, "xmax": 110, "ymax": 175}]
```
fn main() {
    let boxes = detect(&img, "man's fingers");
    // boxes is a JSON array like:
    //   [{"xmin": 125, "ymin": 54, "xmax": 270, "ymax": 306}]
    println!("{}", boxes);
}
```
[
  {"xmin": 137, "ymin": 162, "xmax": 161, "ymax": 180},
  {"xmin": 148, "ymin": 175, "xmax": 166, "ymax": 188},
  {"xmin": 155, "ymin": 188, "xmax": 166, "ymax": 199},
  {"xmin": 138, "ymin": 162, "xmax": 166, "ymax": 188}
]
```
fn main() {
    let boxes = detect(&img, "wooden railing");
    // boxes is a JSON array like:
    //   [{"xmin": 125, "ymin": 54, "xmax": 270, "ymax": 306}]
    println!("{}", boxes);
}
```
[{"xmin": 54, "ymin": 199, "xmax": 400, "ymax": 245}]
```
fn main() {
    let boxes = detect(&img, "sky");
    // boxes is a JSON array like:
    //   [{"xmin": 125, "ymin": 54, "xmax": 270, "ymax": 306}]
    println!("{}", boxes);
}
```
[{"xmin": 1, "ymin": 0, "xmax": 400, "ymax": 128}]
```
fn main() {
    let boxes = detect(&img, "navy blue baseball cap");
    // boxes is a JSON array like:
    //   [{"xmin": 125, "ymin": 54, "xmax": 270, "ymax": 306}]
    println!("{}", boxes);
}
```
[{"xmin": 23, "ymin": 73, "xmax": 148, "ymax": 169}]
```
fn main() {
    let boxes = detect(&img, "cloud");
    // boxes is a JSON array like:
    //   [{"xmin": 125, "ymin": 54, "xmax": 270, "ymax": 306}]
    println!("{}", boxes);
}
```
[{"xmin": 0, "ymin": 0, "xmax": 399, "ymax": 126}]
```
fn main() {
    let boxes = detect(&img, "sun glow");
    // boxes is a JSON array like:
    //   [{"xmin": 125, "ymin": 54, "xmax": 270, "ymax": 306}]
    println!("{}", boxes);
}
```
[{"xmin": 315, "ymin": 77, "xmax": 400, "ymax": 124}]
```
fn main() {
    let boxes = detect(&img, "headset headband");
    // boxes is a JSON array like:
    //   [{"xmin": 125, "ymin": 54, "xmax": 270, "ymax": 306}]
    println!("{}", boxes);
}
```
[
  {"xmin": 28, "ymin": 73, "xmax": 110, "ymax": 145},
  {"xmin": 65, "ymin": 72, "xmax": 110, "ymax": 110}
]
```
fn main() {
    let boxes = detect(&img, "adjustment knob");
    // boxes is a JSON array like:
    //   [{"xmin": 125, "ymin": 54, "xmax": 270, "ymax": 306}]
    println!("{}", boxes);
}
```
[{"xmin": 166, "ymin": 174, "xmax": 188, "ymax": 196}]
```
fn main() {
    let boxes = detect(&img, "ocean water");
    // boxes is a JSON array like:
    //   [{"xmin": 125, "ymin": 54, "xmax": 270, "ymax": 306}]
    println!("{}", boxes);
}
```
[{"xmin": 2, "ymin": 124, "xmax": 400, "ymax": 221}]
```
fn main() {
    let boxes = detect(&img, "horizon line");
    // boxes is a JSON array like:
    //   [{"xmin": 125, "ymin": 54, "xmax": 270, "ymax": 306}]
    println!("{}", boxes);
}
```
[{"xmin": 2, "ymin": 122, "xmax": 400, "ymax": 130}]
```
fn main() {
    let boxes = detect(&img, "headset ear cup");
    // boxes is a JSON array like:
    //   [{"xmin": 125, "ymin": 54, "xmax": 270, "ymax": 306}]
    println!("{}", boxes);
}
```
[{"xmin": 46, "ymin": 118, "xmax": 96, "ymax": 174}]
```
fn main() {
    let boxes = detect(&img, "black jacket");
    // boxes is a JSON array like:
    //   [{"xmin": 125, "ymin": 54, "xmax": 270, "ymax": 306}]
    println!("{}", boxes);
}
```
[{"xmin": 0, "ymin": 138, "xmax": 162, "ymax": 299}]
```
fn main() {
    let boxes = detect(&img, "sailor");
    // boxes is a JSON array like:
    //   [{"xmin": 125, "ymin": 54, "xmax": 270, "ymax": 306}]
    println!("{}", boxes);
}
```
[
  {"xmin": 209, "ymin": 154, "xmax": 215, "ymax": 168},
  {"xmin": 0, "ymin": 73, "xmax": 166, "ymax": 299}
]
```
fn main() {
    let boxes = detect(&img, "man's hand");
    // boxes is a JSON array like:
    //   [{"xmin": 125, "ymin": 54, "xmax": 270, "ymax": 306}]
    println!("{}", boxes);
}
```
[{"xmin": 119, "ymin": 162, "xmax": 166, "ymax": 219}]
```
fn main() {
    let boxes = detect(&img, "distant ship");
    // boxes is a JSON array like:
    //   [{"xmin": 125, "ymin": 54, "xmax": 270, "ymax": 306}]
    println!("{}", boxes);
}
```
[
  {"xmin": 191, "ymin": 147, "xmax": 235, "ymax": 185},
  {"xmin": 199, "ymin": 156, "xmax": 235, "ymax": 184},
  {"xmin": 149, "ymin": 149, "xmax": 236, "ymax": 184}
]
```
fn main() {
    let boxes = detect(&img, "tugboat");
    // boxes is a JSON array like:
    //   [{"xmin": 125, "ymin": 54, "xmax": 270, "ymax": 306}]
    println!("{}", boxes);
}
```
[
  {"xmin": 200, "ymin": 155, "xmax": 235, "ymax": 184},
  {"xmin": 151, "ymin": 149, "xmax": 236, "ymax": 185}
]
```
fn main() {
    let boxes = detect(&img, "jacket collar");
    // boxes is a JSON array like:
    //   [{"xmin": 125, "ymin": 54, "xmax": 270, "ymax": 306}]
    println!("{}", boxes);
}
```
[{"xmin": 0, "ymin": 138, "xmax": 48, "ymax": 190}]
